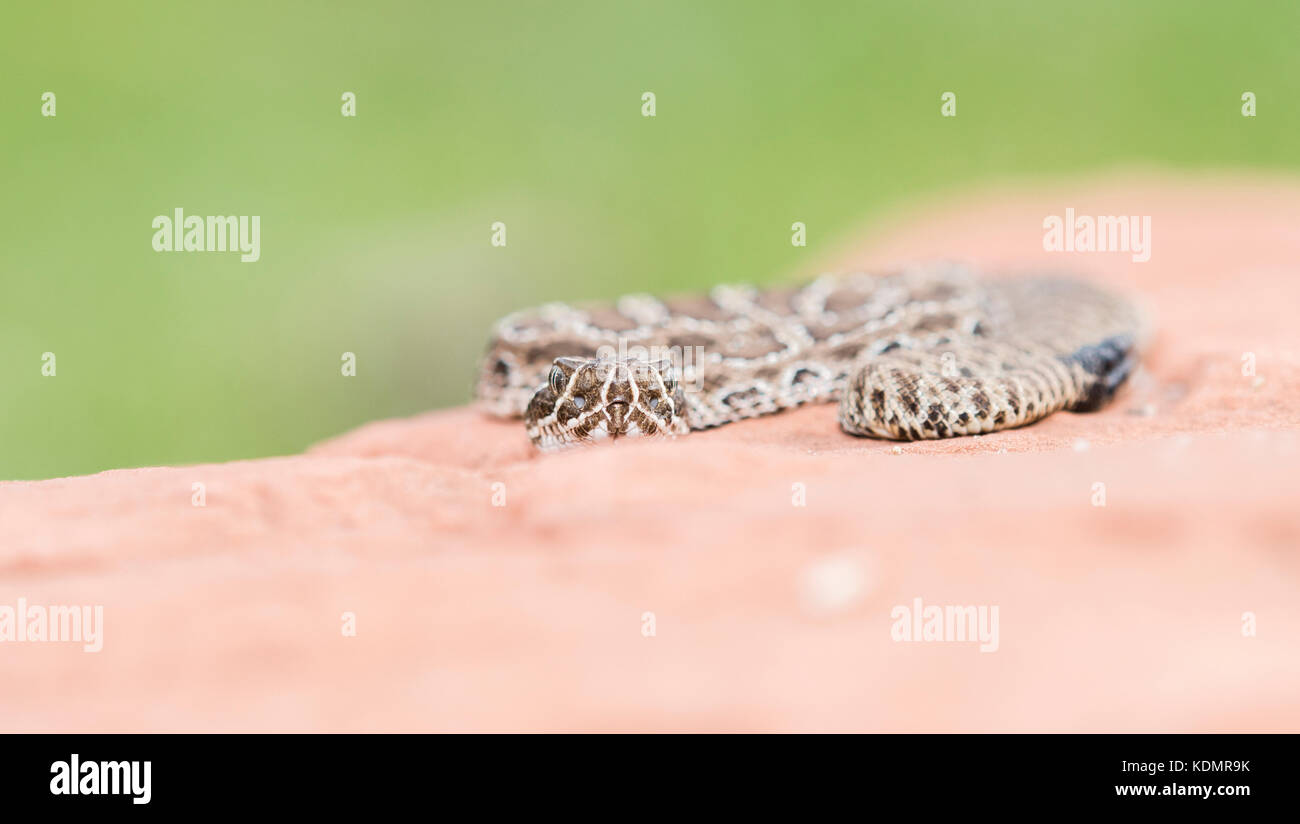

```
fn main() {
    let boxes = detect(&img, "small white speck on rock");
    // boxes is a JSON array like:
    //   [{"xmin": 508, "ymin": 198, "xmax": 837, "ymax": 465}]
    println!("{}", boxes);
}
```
[
  {"xmin": 1073, "ymin": 439, "xmax": 1090, "ymax": 452},
  {"xmin": 798, "ymin": 553, "xmax": 874, "ymax": 616}
]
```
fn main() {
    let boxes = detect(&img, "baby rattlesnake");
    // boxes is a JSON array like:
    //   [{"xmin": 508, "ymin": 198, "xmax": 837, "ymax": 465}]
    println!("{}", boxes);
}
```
[{"xmin": 475, "ymin": 264, "xmax": 1144, "ymax": 451}]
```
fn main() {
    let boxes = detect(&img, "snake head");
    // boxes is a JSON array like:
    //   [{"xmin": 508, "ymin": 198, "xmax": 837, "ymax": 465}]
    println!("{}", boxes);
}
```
[{"xmin": 524, "ymin": 357, "xmax": 689, "ymax": 451}]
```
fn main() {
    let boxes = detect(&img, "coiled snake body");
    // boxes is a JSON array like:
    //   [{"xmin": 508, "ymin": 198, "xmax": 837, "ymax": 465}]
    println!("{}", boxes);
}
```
[{"xmin": 475, "ymin": 265, "xmax": 1144, "ymax": 451}]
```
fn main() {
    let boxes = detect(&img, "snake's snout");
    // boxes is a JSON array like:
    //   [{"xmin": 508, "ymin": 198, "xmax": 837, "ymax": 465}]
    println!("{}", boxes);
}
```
[{"xmin": 605, "ymin": 401, "xmax": 631, "ymax": 433}]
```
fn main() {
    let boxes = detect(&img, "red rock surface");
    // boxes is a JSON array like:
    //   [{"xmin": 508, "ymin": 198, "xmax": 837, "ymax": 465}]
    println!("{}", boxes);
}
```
[{"xmin": 2, "ymin": 175, "xmax": 1298, "ymax": 731}]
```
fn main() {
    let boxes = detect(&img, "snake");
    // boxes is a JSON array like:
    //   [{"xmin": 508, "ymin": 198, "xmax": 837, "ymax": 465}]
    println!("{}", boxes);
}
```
[{"xmin": 474, "ymin": 264, "xmax": 1145, "ymax": 451}]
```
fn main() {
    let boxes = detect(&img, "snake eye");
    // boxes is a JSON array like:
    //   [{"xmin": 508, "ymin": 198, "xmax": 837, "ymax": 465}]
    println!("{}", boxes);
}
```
[{"xmin": 549, "ymin": 365, "xmax": 567, "ymax": 395}]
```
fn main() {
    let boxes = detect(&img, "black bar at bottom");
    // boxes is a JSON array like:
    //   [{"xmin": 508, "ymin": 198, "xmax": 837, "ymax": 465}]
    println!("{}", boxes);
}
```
[{"xmin": 0, "ymin": 733, "xmax": 1288, "ymax": 812}]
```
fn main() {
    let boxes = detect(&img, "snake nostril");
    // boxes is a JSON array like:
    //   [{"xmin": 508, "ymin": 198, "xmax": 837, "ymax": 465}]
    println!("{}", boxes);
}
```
[{"xmin": 606, "ymin": 401, "xmax": 630, "ymax": 421}]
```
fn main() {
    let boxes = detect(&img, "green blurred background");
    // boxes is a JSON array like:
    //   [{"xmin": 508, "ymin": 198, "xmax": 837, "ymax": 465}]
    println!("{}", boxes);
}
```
[{"xmin": 2, "ymin": 1, "xmax": 1296, "ymax": 480}]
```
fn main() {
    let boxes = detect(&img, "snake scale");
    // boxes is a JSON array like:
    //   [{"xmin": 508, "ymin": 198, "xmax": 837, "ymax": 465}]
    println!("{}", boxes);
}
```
[{"xmin": 475, "ymin": 264, "xmax": 1144, "ymax": 451}]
